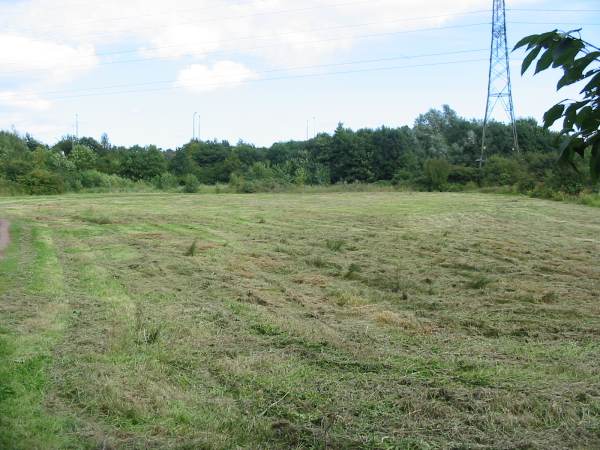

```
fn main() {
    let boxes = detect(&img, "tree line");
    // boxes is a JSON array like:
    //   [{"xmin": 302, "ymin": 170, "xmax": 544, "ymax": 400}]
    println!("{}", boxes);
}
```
[{"xmin": 0, "ymin": 105, "xmax": 595, "ymax": 198}]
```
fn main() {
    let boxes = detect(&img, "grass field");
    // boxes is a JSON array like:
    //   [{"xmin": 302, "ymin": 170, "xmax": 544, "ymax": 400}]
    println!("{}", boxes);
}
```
[{"xmin": 0, "ymin": 192, "xmax": 599, "ymax": 449}]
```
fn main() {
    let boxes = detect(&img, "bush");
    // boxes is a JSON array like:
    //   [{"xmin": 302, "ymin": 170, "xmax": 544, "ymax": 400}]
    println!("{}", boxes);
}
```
[
  {"xmin": 579, "ymin": 193, "xmax": 600, "ymax": 207},
  {"xmin": 18, "ymin": 169, "xmax": 65, "ymax": 195},
  {"xmin": 182, "ymin": 174, "xmax": 200, "ymax": 193},
  {"xmin": 448, "ymin": 164, "xmax": 478, "ymax": 185},
  {"xmin": 482, "ymin": 155, "xmax": 526, "ymax": 187},
  {"xmin": 392, "ymin": 169, "xmax": 414, "ymax": 186},
  {"xmin": 80, "ymin": 169, "xmax": 111, "ymax": 188},
  {"xmin": 423, "ymin": 159, "xmax": 450, "ymax": 191},
  {"xmin": 543, "ymin": 166, "xmax": 587, "ymax": 195},
  {"xmin": 153, "ymin": 172, "xmax": 179, "ymax": 190},
  {"xmin": 77, "ymin": 169, "xmax": 139, "ymax": 192},
  {"xmin": 2, "ymin": 159, "xmax": 33, "ymax": 181},
  {"xmin": 0, "ymin": 177, "xmax": 25, "ymax": 195},
  {"xmin": 464, "ymin": 181, "xmax": 479, "ymax": 191},
  {"xmin": 228, "ymin": 162, "xmax": 292, "ymax": 193}
]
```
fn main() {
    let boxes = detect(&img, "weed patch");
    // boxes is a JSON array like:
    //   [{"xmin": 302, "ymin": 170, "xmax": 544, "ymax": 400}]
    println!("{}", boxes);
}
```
[{"xmin": 325, "ymin": 239, "xmax": 345, "ymax": 252}]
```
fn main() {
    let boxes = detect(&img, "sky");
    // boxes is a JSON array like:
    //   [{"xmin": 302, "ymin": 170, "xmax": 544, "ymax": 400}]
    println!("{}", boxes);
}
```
[{"xmin": 0, "ymin": 0, "xmax": 599, "ymax": 149}]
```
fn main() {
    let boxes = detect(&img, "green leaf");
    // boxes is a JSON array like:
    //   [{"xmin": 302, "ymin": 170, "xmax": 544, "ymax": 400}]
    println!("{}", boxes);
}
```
[
  {"xmin": 572, "ymin": 52, "xmax": 600, "ymax": 73},
  {"xmin": 558, "ymin": 135, "xmax": 587, "ymax": 173},
  {"xmin": 574, "ymin": 106, "xmax": 596, "ymax": 130},
  {"xmin": 533, "ymin": 30, "xmax": 560, "ymax": 47},
  {"xmin": 513, "ymin": 34, "xmax": 539, "ymax": 50},
  {"xmin": 581, "ymin": 71, "xmax": 600, "ymax": 94},
  {"xmin": 557, "ymin": 69, "xmax": 581, "ymax": 90},
  {"xmin": 535, "ymin": 48, "xmax": 554, "ymax": 74},
  {"xmin": 543, "ymin": 104, "xmax": 565, "ymax": 128},
  {"xmin": 551, "ymin": 38, "xmax": 584, "ymax": 68},
  {"xmin": 521, "ymin": 46, "xmax": 542, "ymax": 75},
  {"xmin": 558, "ymin": 136, "xmax": 576, "ymax": 169}
]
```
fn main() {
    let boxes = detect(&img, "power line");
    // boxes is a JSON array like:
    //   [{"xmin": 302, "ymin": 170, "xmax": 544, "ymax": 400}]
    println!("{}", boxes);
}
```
[
  {"xmin": 0, "ymin": 0, "xmax": 252, "ymax": 24},
  {"xmin": 91, "ymin": 10, "xmax": 491, "ymax": 58},
  {"xmin": 1, "ymin": 0, "xmax": 400, "ymax": 41},
  {"xmin": 0, "ymin": 11, "xmax": 491, "ymax": 66},
  {"xmin": 3, "ymin": 48, "xmax": 489, "ymax": 98},
  {"xmin": 510, "ymin": 21, "xmax": 600, "ymax": 26},
  {"xmin": 508, "ymin": 8, "xmax": 600, "ymax": 13},
  {"xmin": 0, "ymin": 22, "xmax": 491, "ymax": 75},
  {"xmin": 8, "ymin": 58, "xmax": 495, "ymax": 102},
  {"xmin": 4, "ymin": 3, "xmax": 597, "ymax": 38},
  {"xmin": 1, "ymin": 16, "xmax": 590, "ymax": 77}
]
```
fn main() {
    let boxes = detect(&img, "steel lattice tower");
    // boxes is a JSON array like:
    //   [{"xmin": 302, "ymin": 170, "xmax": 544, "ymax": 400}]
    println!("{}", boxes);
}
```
[{"xmin": 480, "ymin": 0, "xmax": 519, "ymax": 167}]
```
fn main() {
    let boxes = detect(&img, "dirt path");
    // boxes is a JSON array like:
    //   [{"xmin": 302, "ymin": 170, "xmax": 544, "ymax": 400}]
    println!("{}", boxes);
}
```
[{"xmin": 0, "ymin": 219, "xmax": 10, "ymax": 259}]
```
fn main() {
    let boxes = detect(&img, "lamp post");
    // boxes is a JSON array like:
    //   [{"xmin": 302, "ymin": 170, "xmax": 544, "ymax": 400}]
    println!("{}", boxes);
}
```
[
  {"xmin": 192, "ymin": 112, "xmax": 198, "ymax": 141},
  {"xmin": 197, "ymin": 114, "xmax": 201, "ymax": 142}
]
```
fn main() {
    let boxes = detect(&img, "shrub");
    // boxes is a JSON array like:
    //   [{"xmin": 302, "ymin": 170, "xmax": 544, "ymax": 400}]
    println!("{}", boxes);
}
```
[
  {"xmin": 80, "ymin": 169, "xmax": 111, "ymax": 188},
  {"xmin": 423, "ymin": 159, "xmax": 450, "ymax": 191},
  {"xmin": 18, "ymin": 169, "xmax": 65, "ymax": 195},
  {"xmin": 182, "ymin": 174, "xmax": 200, "ymax": 193},
  {"xmin": 153, "ymin": 172, "xmax": 179, "ymax": 190},
  {"xmin": 229, "ymin": 168, "xmax": 289, "ymax": 193},
  {"xmin": 482, "ymin": 155, "xmax": 526, "ymax": 187},
  {"xmin": 448, "ymin": 164, "xmax": 478, "ymax": 185},
  {"xmin": 0, "ymin": 177, "xmax": 25, "ymax": 195},
  {"xmin": 392, "ymin": 169, "xmax": 414, "ymax": 186},
  {"xmin": 78, "ymin": 170, "xmax": 138, "ymax": 192},
  {"xmin": 464, "ymin": 181, "xmax": 479, "ymax": 191},
  {"xmin": 3, "ymin": 159, "xmax": 33, "ymax": 181},
  {"xmin": 579, "ymin": 193, "xmax": 600, "ymax": 207}
]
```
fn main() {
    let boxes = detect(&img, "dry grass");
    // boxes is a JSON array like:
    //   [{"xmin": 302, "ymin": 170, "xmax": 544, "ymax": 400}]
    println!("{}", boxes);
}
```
[{"xmin": 0, "ymin": 191, "xmax": 599, "ymax": 449}]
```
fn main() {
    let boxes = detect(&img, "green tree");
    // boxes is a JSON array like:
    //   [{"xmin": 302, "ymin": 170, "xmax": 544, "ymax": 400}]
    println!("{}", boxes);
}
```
[
  {"xmin": 515, "ymin": 29, "xmax": 600, "ymax": 181},
  {"xmin": 120, "ymin": 145, "xmax": 167, "ymax": 180},
  {"xmin": 69, "ymin": 144, "xmax": 97, "ymax": 171}
]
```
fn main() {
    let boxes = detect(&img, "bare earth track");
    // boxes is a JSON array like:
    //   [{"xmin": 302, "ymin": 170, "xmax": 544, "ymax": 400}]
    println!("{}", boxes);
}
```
[{"xmin": 0, "ymin": 219, "xmax": 9, "ymax": 258}]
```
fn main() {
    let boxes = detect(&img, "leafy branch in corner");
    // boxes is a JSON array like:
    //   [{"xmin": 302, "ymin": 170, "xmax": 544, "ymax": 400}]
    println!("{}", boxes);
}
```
[{"xmin": 514, "ymin": 29, "xmax": 600, "ymax": 182}]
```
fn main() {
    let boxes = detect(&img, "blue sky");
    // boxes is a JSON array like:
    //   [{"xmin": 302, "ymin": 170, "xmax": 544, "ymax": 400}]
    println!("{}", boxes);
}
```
[{"xmin": 0, "ymin": 0, "xmax": 598, "ymax": 149}]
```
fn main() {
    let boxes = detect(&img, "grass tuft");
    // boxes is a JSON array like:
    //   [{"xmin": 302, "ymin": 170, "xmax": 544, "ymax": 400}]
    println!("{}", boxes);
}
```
[
  {"xmin": 184, "ymin": 239, "xmax": 198, "ymax": 256},
  {"xmin": 344, "ymin": 262, "xmax": 361, "ymax": 279},
  {"xmin": 307, "ymin": 255, "xmax": 328, "ymax": 268},
  {"xmin": 76, "ymin": 209, "xmax": 114, "ymax": 225},
  {"xmin": 466, "ymin": 274, "xmax": 492, "ymax": 290},
  {"xmin": 325, "ymin": 239, "xmax": 345, "ymax": 252}
]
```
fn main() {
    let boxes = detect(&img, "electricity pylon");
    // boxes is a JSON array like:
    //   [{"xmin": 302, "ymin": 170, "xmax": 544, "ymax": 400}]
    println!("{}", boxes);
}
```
[{"xmin": 480, "ymin": 0, "xmax": 519, "ymax": 168}]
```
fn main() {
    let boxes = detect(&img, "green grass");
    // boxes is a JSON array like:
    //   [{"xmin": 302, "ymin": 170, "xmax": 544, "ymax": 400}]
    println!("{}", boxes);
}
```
[{"xmin": 0, "ymin": 192, "xmax": 599, "ymax": 449}]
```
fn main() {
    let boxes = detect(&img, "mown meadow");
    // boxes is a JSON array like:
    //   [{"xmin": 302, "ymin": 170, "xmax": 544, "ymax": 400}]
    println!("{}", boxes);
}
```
[{"xmin": 0, "ymin": 192, "xmax": 599, "ymax": 449}]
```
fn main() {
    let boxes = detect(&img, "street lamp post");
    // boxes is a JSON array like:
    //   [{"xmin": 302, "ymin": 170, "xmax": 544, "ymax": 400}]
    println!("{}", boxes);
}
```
[{"xmin": 192, "ymin": 112, "xmax": 198, "ymax": 141}]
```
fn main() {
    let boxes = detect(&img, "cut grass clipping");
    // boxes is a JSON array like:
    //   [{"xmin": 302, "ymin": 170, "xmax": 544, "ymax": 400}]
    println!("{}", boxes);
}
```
[{"xmin": 0, "ymin": 192, "xmax": 599, "ymax": 449}]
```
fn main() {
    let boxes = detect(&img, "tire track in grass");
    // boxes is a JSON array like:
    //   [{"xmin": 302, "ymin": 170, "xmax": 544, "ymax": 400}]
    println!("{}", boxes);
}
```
[
  {"xmin": 52, "ymin": 236, "xmax": 243, "ymax": 448},
  {"xmin": 0, "ymin": 222, "xmax": 82, "ymax": 449},
  {"xmin": 0, "ymin": 219, "xmax": 9, "ymax": 260}
]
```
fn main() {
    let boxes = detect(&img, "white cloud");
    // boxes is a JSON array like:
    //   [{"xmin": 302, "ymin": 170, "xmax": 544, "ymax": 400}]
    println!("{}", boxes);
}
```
[
  {"xmin": 0, "ymin": 0, "xmax": 540, "ymax": 67},
  {"xmin": 0, "ymin": 0, "xmax": 541, "ymax": 107},
  {"xmin": 0, "ymin": 34, "xmax": 98, "ymax": 82},
  {"xmin": 176, "ymin": 61, "xmax": 258, "ymax": 93},
  {"xmin": 140, "ymin": 24, "xmax": 222, "ymax": 60},
  {"xmin": 0, "ymin": 89, "xmax": 51, "ymax": 111}
]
